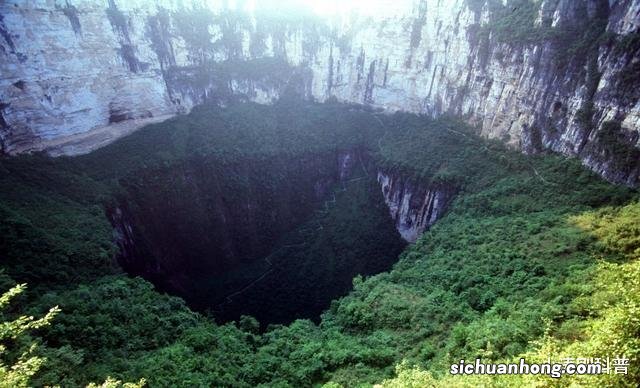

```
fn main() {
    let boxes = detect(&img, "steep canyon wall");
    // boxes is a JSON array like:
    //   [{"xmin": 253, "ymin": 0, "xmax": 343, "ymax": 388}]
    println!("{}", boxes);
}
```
[{"xmin": 1, "ymin": 0, "xmax": 639, "ymax": 185}]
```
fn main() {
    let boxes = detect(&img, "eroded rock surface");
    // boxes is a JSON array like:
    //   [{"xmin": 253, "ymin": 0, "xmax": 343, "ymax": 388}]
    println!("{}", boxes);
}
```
[{"xmin": 1, "ymin": 0, "xmax": 638, "ymax": 185}]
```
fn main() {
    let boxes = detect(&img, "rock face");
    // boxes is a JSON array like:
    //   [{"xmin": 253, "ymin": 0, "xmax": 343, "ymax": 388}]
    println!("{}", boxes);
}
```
[
  {"xmin": 1, "ymin": 0, "xmax": 639, "ymax": 185},
  {"xmin": 377, "ymin": 170, "xmax": 456, "ymax": 242}
]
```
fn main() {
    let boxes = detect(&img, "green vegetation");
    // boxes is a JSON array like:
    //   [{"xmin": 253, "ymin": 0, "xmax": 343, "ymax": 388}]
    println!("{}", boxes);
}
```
[
  {"xmin": 470, "ymin": 0, "xmax": 610, "ymax": 70},
  {"xmin": 590, "ymin": 120, "xmax": 640, "ymax": 176},
  {"xmin": 0, "ymin": 155, "xmax": 117, "ymax": 290},
  {"xmin": 610, "ymin": 31, "xmax": 640, "ymax": 100},
  {"xmin": 79, "ymin": 99, "xmax": 382, "ymax": 180},
  {"xmin": 0, "ymin": 283, "xmax": 59, "ymax": 387},
  {"xmin": 379, "ymin": 200, "xmax": 640, "ymax": 387},
  {"xmin": 479, "ymin": 0, "xmax": 548, "ymax": 45},
  {"xmin": 164, "ymin": 57, "xmax": 299, "ymax": 102},
  {"xmin": 468, "ymin": 0, "xmax": 589, "ymax": 54},
  {"xmin": 374, "ymin": 113, "xmax": 506, "ymax": 186},
  {"xmin": 252, "ymin": 4, "xmax": 329, "ymax": 59},
  {"xmin": 172, "ymin": 6, "xmax": 217, "ymax": 63},
  {"xmin": 213, "ymin": 173, "xmax": 406, "ymax": 324},
  {"xmin": 573, "ymin": 58, "xmax": 600, "ymax": 131},
  {"xmin": 170, "ymin": 1, "xmax": 329, "ymax": 62},
  {"xmin": 0, "ymin": 101, "xmax": 638, "ymax": 386}
]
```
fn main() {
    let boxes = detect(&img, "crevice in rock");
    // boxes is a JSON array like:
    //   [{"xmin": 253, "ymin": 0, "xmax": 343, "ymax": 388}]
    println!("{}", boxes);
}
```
[
  {"xmin": 364, "ymin": 60, "xmax": 376, "ymax": 104},
  {"xmin": 60, "ymin": 1, "xmax": 81, "ymax": 35},
  {"xmin": 146, "ymin": 8, "xmax": 175, "ymax": 71}
]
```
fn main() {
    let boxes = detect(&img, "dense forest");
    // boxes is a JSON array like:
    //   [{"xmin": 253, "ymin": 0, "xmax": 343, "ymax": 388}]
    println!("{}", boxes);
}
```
[{"xmin": 1, "ymin": 100, "xmax": 639, "ymax": 387}]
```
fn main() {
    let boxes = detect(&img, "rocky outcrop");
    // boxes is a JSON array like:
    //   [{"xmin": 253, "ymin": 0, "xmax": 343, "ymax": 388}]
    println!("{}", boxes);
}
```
[
  {"xmin": 1, "ymin": 0, "xmax": 639, "ymax": 185},
  {"xmin": 377, "ymin": 170, "xmax": 456, "ymax": 242}
]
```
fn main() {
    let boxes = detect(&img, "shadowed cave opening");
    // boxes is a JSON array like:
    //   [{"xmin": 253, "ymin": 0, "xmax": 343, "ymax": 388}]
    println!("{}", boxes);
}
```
[{"xmin": 100, "ymin": 101, "xmax": 408, "ymax": 326}]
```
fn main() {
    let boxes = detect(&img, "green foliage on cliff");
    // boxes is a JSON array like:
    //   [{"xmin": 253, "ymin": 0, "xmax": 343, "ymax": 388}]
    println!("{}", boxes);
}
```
[
  {"xmin": 472, "ymin": 0, "xmax": 611, "ymax": 71},
  {"xmin": 610, "ymin": 31, "xmax": 640, "ymax": 101},
  {"xmin": 480, "ymin": 0, "xmax": 547, "ymax": 45},
  {"xmin": 80, "ymin": 100, "xmax": 382, "ymax": 181},
  {"xmin": 172, "ymin": 6, "xmax": 217, "ymax": 63},
  {"xmin": 374, "ymin": 113, "xmax": 507, "ymax": 186},
  {"xmin": 593, "ymin": 121, "xmax": 640, "ymax": 174},
  {"xmin": 164, "ymin": 57, "xmax": 299, "ymax": 103},
  {"xmin": 252, "ymin": 4, "xmax": 329, "ymax": 59},
  {"xmin": 0, "ymin": 101, "xmax": 638, "ymax": 387}
]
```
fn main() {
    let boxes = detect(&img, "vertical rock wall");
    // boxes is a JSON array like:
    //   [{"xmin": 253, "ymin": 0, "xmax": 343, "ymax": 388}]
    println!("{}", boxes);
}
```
[
  {"xmin": 0, "ymin": 0, "xmax": 638, "ymax": 185},
  {"xmin": 377, "ymin": 170, "xmax": 456, "ymax": 242}
]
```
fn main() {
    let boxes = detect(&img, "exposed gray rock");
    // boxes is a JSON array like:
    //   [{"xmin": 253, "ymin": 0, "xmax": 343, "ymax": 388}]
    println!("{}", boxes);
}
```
[
  {"xmin": 377, "ymin": 170, "xmax": 456, "ymax": 242},
  {"xmin": 0, "ymin": 0, "xmax": 638, "ymax": 185}
]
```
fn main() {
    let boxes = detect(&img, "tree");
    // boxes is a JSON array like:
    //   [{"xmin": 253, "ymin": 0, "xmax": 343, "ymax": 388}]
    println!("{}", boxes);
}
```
[
  {"xmin": 86, "ymin": 377, "xmax": 146, "ymax": 388},
  {"xmin": 0, "ymin": 283, "xmax": 59, "ymax": 388}
]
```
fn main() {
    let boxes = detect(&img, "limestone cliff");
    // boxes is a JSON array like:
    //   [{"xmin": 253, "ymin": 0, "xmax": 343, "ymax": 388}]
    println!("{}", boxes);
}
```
[
  {"xmin": 1, "ymin": 0, "xmax": 638, "ymax": 185},
  {"xmin": 377, "ymin": 170, "xmax": 456, "ymax": 242}
]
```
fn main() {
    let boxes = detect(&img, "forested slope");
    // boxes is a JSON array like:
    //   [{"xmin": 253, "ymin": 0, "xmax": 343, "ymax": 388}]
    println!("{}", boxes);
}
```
[{"xmin": 1, "ymin": 101, "xmax": 638, "ymax": 387}]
